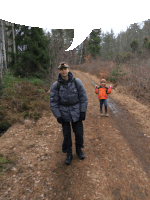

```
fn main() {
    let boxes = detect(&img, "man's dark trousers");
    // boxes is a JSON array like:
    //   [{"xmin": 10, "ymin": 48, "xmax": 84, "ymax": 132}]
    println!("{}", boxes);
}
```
[{"xmin": 62, "ymin": 120, "xmax": 83, "ymax": 153}]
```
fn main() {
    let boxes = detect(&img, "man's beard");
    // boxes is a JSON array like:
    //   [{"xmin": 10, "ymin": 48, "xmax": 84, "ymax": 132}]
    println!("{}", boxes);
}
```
[{"xmin": 62, "ymin": 74, "xmax": 68, "ymax": 80}]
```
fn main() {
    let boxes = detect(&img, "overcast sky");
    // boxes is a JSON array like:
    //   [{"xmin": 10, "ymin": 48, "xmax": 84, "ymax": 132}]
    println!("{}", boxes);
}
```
[
  {"xmin": 94, "ymin": 25, "xmax": 128, "ymax": 36},
  {"xmin": 102, "ymin": 21, "xmax": 144, "ymax": 36},
  {"xmin": 43, "ymin": 22, "xmax": 144, "ymax": 36}
]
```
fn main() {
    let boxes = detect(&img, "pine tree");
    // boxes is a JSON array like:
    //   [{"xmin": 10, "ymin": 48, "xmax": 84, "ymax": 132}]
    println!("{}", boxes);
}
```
[
  {"xmin": 87, "ymin": 29, "xmax": 101, "ymax": 59},
  {"xmin": 143, "ymin": 20, "xmax": 150, "ymax": 37},
  {"xmin": 101, "ymin": 30, "xmax": 115, "ymax": 59},
  {"xmin": 8, "ymin": 25, "xmax": 50, "ymax": 78},
  {"xmin": 130, "ymin": 39, "xmax": 138, "ymax": 52}
]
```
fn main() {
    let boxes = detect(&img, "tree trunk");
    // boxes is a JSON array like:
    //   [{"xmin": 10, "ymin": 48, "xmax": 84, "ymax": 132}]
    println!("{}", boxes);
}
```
[
  {"xmin": 0, "ymin": 19, "xmax": 3, "ymax": 80},
  {"xmin": 12, "ymin": 23, "xmax": 16, "ymax": 64},
  {"xmin": 1, "ymin": 20, "xmax": 7, "ymax": 70},
  {"xmin": 7, "ymin": 22, "xmax": 12, "ymax": 63},
  {"xmin": 0, "ymin": 20, "xmax": 3, "ymax": 92},
  {"xmin": 79, "ymin": 43, "xmax": 83, "ymax": 65},
  {"xmin": 72, "ymin": 49, "xmax": 75, "ymax": 64},
  {"xmin": 84, "ymin": 38, "xmax": 88, "ymax": 57}
]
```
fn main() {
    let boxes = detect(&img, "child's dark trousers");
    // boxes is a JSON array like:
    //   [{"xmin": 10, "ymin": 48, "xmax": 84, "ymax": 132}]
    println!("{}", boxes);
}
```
[{"xmin": 100, "ymin": 99, "xmax": 107, "ymax": 112}]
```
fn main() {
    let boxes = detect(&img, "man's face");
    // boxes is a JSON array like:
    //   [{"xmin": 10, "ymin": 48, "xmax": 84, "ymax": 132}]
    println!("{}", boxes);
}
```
[{"xmin": 58, "ymin": 67, "xmax": 69, "ymax": 79}]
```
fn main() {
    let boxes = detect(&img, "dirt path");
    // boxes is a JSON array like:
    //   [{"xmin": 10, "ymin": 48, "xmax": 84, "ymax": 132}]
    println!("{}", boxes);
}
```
[{"xmin": 1, "ymin": 70, "xmax": 150, "ymax": 200}]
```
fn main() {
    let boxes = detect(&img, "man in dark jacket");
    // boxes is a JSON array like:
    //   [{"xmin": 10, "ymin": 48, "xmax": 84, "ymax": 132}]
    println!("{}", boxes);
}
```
[{"xmin": 50, "ymin": 62, "xmax": 88, "ymax": 165}]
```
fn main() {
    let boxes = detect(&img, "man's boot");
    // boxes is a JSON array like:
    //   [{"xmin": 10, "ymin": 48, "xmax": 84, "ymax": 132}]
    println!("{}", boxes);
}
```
[
  {"xmin": 76, "ymin": 147, "xmax": 85, "ymax": 160},
  {"xmin": 100, "ymin": 111, "xmax": 103, "ymax": 117},
  {"xmin": 105, "ymin": 111, "xmax": 109, "ymax": 117},
  {"xmin": 65, "ymin": 151, "xmax": 73, "ymax": 165}
]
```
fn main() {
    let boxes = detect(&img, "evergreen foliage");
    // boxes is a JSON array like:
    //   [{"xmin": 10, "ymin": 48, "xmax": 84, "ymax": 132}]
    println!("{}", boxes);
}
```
[
  {"xmin": 114, "ymin": 53, "xmax": 122, "ymax": 65},
  {"xmin": 146, "ymin": 41, "xmax": 150, "ymax": 49},
  {"xmin": 142, "ymin": 36, "xmax": 150, "ymax": 49},
  {"xmin": 143, "ymin": 37, "xmax": 149, "ymax": 47},
  {"xmin": 87, "ymin": 29, "xmax": 101, "ymax": 58},
  {"xmin": 8, "ymin": 26, "xmax": 50, "ymax": 78},
  {"xmin": 130, "ymin": 39, "xmax": 138, "ymax": 52},
  {"xmin": 101, "ymin": 29, "xmax": 115, "ymax": 59},
  {"xmin": 100, "ymin": 20, "xmax": 150, "ymax": 59}
]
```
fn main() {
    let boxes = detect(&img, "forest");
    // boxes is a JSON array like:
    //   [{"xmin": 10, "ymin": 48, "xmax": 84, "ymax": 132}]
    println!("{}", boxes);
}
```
[
  {"xmin": 0, "ymin": 19, "xmax": 150, "ymax": 133},
  {"xmin": 1, "ymin": 18, "xmax": 150, "ymax": 200}
]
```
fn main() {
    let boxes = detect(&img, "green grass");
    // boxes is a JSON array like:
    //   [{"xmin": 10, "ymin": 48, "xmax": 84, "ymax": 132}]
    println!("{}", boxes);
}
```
[
  {"xmin": 44, "ymin": 95, "xmax": 50, "ymax": 101},
  {"xmin": 0, "ymin": 70, "xmax": 50, "ymax": 134},
  {"xmin": 28, "ymin": 77, "xmax": 44, "ymax": 86},
  {"xmin": 0, "ymin": 154, "xmax": 16, "ymax": 177},
  {"xmin": 2, "ymin": 70, "xmax": 26, "ymax": 89},
  {"xmin": 0, "ymin": 156, "xmax": 8, "ymax": 164},
  {"xmin": 2, "ymin": 70, "xmax": 44, "ymax": 90}
]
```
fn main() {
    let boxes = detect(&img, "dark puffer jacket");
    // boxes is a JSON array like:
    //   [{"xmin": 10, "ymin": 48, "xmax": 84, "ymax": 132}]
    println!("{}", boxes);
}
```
[{"xmin": 50, "ymin": 72, "xmax": 88, "ymax": 122}]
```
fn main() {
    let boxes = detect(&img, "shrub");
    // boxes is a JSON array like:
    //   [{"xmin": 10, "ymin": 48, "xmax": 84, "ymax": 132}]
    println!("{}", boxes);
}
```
[
  {"xmin": 22, "ymin": 101, "xmax": 30, "ymax": 110},
  {"xmin": 143, "ymin": 37, "xmax": 149, "ymax": 48},
  {"xmin": 37, "ymin": 89, "xmax": 45, "ymax": 93},
  {"xmin": 1, "ymin": 71, "xmax": 50, "ymax": 135},
  {"xmin": 29, "ymin": 112, "xmax": 42, "ymax": 121},
  {"xmin": 146, "ymin": 40, "xmax": 150, "ymax": 49},
  {"xmin": 122, "ymin": 52, "xmax": 131, "ymax": 63},
  {"xmin": 111, "ymin": 68, "xmax": 118, "ymax": 76},
  {"xmin": 23, "ymin": 111, "xmax": 29, "ymax": 119},
  {"xmin": 138, "ymin": 49, "xmax": 142, "ymax": 56},
  {"xmin": 22, "ymin": 111, "xmax": 42, "ymax": 121},
  {"xmin": 0, "ymin": 121, "xmax": 11, "ymax": 137},
  {"xmin": 109, "ymin": 77, "xmax": 117, "ymax": 82},
  {"xmin": 28, "ymin": 77, "xmax": 44, "ymax": 86},
  {"xmin": 121, "ymin": 71, "xmax": 127, "ymax": 76},
  {"xmin": 114, "ymin": 53, "xmax": 122, "ymax": 65},
  {"xmin": 130, "ymin": 39, "xmax": 138, "ymax": 52}
]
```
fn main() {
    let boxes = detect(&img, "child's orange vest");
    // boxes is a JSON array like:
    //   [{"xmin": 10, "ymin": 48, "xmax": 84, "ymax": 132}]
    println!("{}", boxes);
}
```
[{"xmin": 95, "ymin": 85, "xmax": 111, "ymax": 100}]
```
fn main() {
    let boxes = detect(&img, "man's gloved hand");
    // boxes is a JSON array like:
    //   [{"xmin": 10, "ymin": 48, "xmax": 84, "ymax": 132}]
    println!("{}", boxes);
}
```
[
  {"xmin": 80, "ymin": 112, "xmax": 86, "ymax": 121},
  {"xmin": 57, "ymin": 117, "xmax": 63, "ymax": 124}
]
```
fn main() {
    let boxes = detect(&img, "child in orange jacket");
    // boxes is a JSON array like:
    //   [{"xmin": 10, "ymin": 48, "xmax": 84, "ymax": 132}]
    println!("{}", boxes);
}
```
[{"xmin": 95, "ymin": 78, "xmax": 111, "ymax": 117}]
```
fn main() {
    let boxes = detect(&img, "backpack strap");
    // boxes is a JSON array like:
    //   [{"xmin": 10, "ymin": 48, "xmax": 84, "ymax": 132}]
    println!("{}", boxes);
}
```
[
  {"xmin": 57, "ymin": 78, "xmax": 77, "ymax": 91},
  {"xmin": 57, "ymin": 81, "xmax": 61, "ymax": 90},
  {"xmin": 105, "ymin": 86, "xmax": 108, "ymax": 94},
  {"xmin": 73, "ymin": 78, "xmax": 77, "ymax": 90},
  {"xmin": 73, "ymin": 78, "xmax": 79, "ymax": 93}
]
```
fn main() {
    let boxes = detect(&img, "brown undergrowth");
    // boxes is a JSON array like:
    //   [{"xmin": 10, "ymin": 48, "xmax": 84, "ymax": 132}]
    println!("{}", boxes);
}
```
[
  {"xmin": 71, "ymin": 52, "xmax": 150, "ymax": 105},
  {"xmin": 0, "ymin": 76, "xmax": 50, "ymax": 135}
]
